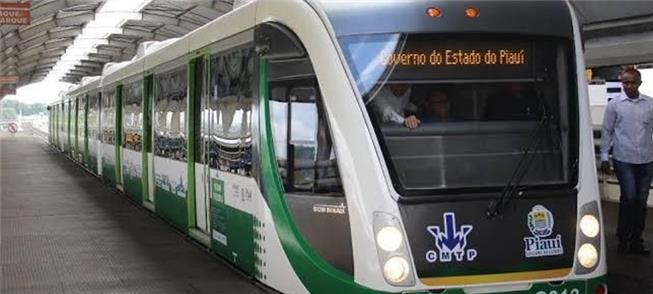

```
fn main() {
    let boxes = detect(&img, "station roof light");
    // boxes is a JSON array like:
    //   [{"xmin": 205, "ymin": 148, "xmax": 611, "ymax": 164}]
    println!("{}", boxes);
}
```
[{"xmin": 44, "ymin": 0, "xmax": 152, "ymax": 82}]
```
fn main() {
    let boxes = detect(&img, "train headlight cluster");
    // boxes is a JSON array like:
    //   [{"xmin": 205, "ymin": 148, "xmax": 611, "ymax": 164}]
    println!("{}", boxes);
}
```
[
  {"xmin": 376, "ymin": 227, "xmax": 403, "ymax": 252},
  {"xmin": 575, "ymin": 202, "xmax": 602, "ymax": 273},
  {"xmin": 577, "ymin": 243, "xmax": 598, "ymax": 268},
  {"xmin": 580, "ymin": 214, "xmax": 600, "ymax": 238},
  {"xmin": 373, "ymin": 212, "xmax": 415, "ymax": 286}
]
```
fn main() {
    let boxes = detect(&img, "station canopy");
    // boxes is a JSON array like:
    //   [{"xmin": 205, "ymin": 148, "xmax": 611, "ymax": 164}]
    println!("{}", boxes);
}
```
[
  {"xmin": 2, "ymin": 0, "xmax": 653, "ymax": 100},
  {"xmin": 0, "ymin": 0, "xmax": 234, "ymax": 98}
]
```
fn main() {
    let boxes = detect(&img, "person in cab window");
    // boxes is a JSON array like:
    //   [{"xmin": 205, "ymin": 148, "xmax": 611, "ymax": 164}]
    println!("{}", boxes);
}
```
[
  {"xmin": 404, "ymin": 89, "xmax": 458, "ymax": 129},
  {"xmin": 601, "ymin": 68, "xmax": 653, "ymax": 256},
  {"xmin": 485, "ymin": 83, "xmax": 538, "ymax": 121},
  {"xmin": 370, "ymin": 84, "xmax": 417, "ymax": 124}
]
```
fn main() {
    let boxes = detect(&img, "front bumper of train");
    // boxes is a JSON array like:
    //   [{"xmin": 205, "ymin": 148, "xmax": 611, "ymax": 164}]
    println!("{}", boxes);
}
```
[{"xmin": 406, "ymin": 276, "xmax": 607, "ymax": 294}]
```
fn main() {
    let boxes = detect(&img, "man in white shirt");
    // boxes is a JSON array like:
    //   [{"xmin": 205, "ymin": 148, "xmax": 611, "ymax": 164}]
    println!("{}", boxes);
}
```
[
  {"xmin": 600, "ymin": 68, "xmax": 653, "ymax": 255},
  {"xmin": 369, "ymin": 84, "xmax": 416, "ymax": 125}
]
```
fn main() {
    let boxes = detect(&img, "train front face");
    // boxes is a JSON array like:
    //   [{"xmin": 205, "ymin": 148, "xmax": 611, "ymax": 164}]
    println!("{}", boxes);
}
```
[{"xmin": 323, "ymin": 1, "xmax": 605, "ymax": 293}]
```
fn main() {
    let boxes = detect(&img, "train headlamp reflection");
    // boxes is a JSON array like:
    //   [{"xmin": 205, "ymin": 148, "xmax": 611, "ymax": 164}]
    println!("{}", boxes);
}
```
[
  {"xmin": 577, "ymin": 243, "xmax": 598, "ymax": 268},
  {"xmin": 383, "ymin": 256, "xmax": 410, "ymax": 283},
  {"xmin": 580, "ymin": 214, "xmax": 600, "ymax": 238},
  {"xmin": 376, "ymin": 226, "xmax": 403, "ymax": 252}
]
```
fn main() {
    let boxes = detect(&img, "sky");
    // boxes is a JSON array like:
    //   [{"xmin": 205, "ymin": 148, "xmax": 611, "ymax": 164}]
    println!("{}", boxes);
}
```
[
  {"xmin": 3, "ymin": 81, "xmax": 75, "ymax": 105},
  {"xmin": 4, "ymin": 68, "xmax": 653, "ymax": 105}
]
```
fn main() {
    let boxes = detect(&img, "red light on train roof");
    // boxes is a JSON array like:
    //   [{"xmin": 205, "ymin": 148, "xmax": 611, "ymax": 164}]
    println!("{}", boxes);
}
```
[
  {"xmin": 426, "ymin": 7, "xmax": 442, "ymax": 18},
  {"xmin": 465, "ymin": 7, "xmax": 480, "ymax": 18}
]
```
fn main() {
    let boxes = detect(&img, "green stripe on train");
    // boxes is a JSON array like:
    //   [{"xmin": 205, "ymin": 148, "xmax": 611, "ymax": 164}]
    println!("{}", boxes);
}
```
[
  {"xmin": 102, "ymin": 163, "xmax": 116, "ymax": 186},
  {"xmin": 155, "ymin": 186, "xmax": 188, "ymax": 232},
  {"xmin": 88, "ymin": 154, "xmax": 98, "ymax": 174},
  {"xmin": 123, "ymin": 173, "xmax": 142, "ymax": 203}
]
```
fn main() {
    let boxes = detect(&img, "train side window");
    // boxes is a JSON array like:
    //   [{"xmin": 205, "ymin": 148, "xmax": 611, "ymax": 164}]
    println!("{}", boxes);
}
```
[
  {"xmin": 154, "ymin": 66, "xmax": 187, "ymax": 161},
  {"xmin": 88, "ymin": 93, "xmax": 95, "ymax": 141},
  {"xmin": 102, "ymin": 89, "xmax": 115, "ymax": 145},
  {"xmin": 269, "ymin": 80, "xmax": 343, "ymax": 196},
  {"xmin": 122, "ymin": 80, "xmax": 143, "ymax": 152},
  {"xmin": 208, "ymin": 46, "xmax": 255, "ymax": 176}
]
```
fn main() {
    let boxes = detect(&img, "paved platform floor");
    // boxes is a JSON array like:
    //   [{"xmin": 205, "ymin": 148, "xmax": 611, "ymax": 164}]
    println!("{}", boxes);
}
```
[
  {"xmin": 2, "ymin": 132, "xmax": 653, "ymax": 293},
  {"xmin": 1, "ymin": 133, "xmax": 266, "ymax": 294},
  {"xmin": 602, "ymin": 201, "xmax": 653, "ymax": 293}
]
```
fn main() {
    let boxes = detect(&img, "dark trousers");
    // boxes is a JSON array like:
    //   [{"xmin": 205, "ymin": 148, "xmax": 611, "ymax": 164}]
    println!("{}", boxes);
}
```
[{"xmin": 613, "ymin": 159, "xmax": 653, "ymax": 244}]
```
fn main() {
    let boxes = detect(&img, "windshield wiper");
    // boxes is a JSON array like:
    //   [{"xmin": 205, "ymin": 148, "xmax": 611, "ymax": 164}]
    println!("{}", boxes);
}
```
[{"xmin": 485, "ymin": 114, "xmax": 550, "ymax": 218}]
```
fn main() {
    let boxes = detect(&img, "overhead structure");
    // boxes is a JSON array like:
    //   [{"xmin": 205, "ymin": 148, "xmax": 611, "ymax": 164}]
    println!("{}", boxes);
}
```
[
  {"xmin": 572, "ymin": 1, "xmax": 653, "ymax": 68},
  {"xmin": 3, "ymin": 0, "xmax": 653, "ymax": 100},
  {"xmin": 0, "ymin": 0, "xmax": 233, "ymax": 99}
]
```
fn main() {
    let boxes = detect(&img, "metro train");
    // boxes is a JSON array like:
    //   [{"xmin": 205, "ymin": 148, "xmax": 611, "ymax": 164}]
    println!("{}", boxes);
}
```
[{"xmin": 49, "ymin": 1, "xmax": 607, "ymax": 293}]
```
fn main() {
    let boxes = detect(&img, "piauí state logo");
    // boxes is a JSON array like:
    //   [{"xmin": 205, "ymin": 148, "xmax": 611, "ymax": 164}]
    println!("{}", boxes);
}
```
[
  {"xmin": 426, "ymin": 212, "xmax": 477, "ymax": 263},
  {"xmin": 524, "ymin": 205, "xmax": 563, "ymax": 258}
]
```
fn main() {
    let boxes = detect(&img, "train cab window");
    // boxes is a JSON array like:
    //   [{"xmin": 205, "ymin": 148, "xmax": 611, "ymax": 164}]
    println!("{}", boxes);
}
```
[
  {"xmin": 269, "ymin": 74, "xmax": 343, "ymax": 195},
  {"xmin": 208, "ymin": 47, "xmax": 255, "ymax": 176},
  {"xmin": 339, "ymin": 33, "xmax": 576, "ymax": 194},
  {"xmin": 122, "ymin": 80, "xmax": 143, "ymax": 151},
  {"xmin": 154, "ymin": 66, "xmax": 187, "ymax": 161}
]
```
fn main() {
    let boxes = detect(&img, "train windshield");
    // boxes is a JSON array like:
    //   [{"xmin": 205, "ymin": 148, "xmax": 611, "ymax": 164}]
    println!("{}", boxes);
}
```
[{"xmin": 339, "ymin": 34, "xmax": 575, "ymax": 194}]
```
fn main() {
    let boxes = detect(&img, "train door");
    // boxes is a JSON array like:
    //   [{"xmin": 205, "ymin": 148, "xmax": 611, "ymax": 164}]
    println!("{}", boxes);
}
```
[
  {"xmin": 257, "ymin": 23, "xmax": 354, "ymax": 275},
  {"xmin": 67, "ymin": 100, "xmax": 72, "ymax": 154},
  {"xmin": 152, "ymin": 64, "xmax": 189, "ymax": 230},
  {"xmin": 202, "ymin": 42, "xmax": 257, "ymax": 275},
  {"xmin": 116, "ymin": 85, "xmax": 123, "ymax": 189},
  {"xmin": 97, "ymin": 92, "xmax": 103, "ymax": 177},
  {"xmin": 193, "ymin": 56, "xmax": 211, "ymax": 234},
  {"xmin": 121, "ymin": 79, "xmax": 144, "ymax": 203},
  {"xmin": 73, "ymin": 98, "xmax": 78, "ymax": 159},
  {"xmin": 62, "ymin": 102, "xmax": 66, "ymax": 151},
  {"xmin": 84, "ymin": 94, "xmax": 89, "ymax": 166},
  {"xmin": 88, "ymin": 92, "xmax": 101, "ymax": 175},
  {"xmin": 58, "ymin": 104, "xmax": 62, "ymax": 150},
  {"xmin": 144, "ymin": 75, "xmax": 155, "ymax": 206},
  {"xmin": 77, "ymin": 96, "xmax": 86, "ymax": 163}
]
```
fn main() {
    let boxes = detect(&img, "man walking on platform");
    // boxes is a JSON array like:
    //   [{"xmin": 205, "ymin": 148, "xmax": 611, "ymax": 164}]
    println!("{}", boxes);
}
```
[{"xmin": 601, "ymin": 68, "xmax": 653, "ymax": 255}]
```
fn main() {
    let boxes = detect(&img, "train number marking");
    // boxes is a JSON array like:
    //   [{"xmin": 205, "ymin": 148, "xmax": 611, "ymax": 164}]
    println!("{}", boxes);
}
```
[{"xmin": 536, "ymin": 289, "xmax": 579, "ymax": 294}]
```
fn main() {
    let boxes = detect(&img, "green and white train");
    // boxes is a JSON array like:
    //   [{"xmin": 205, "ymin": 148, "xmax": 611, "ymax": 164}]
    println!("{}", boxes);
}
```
[{"xmin": 49, "ymin": 1, "xmax": 607, "ymax": 293}]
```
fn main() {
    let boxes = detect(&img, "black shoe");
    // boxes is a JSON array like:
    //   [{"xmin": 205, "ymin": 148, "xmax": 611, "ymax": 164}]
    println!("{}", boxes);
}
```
[{"xmin": 629, "ymin": 243, "xmax": 651, "ymax": 256}]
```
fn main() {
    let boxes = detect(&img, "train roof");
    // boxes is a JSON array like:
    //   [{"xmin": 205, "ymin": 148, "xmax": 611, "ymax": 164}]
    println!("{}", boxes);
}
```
[
  {"xmin": 62, "ymin": 0, "xmax": 257, "ymax": 96},
  {"xmin": 63, "ymin": 0, "xmax": 575, "ymax": 98},
  {"xmin": 313, "ymin": 0, "xmax": 573, "ymax": 38},
  {"xmin": 67, "ymin": 76, "xmax": 101, "ymax": 98}
]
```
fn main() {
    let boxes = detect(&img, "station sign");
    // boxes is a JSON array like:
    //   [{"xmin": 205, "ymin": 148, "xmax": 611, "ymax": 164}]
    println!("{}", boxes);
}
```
[
  {"xmin": 0, "ymin": 2, "xmax": 31, "ymax": 25},
  {"xmin": 7, "ymin": 123, "xmax": 18, "ymax": 134},
  {"xmin": 0, "ymin": 88, "xmax": 16, "ymax": 95},
  {"xmin": 0, "ymin": 76, "xmax": 19, "ymax": 84}
]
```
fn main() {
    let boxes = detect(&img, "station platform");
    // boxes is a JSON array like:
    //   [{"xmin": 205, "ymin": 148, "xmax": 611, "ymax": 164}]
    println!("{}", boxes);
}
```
[
  {"xmin": 1, "ymin": 133, "xmax": 266, "ymax": 294},
  {"xmin": 1, "ymin": 132, "xmax": 652, "ymax": 294}
]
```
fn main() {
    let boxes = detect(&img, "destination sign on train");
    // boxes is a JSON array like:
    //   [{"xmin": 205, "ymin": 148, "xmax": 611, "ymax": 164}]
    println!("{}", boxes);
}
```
[
  {"xmin": 383, "ymin": 48, "xmax": 527, "ymax": 67},
  {"xmin": 383, "ymin": 40, "xmax": 533, "ymax": 79}
]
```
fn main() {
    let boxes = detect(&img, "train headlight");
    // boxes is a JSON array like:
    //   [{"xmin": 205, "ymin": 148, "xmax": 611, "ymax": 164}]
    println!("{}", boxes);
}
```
[
  {"xmin": 376, "ymin": 226, "xmax": 403, "ymax": 252},
  {"xmin": 577, "ymin": 243, "xmax": 598, "ymax": 268},
  {"xmin": 580, "ymin": 214, "xmax": 600, "ymax": 238},
  {"xmin": 383, "ymin": 256, "xmax": 410, "ymax": 283}
]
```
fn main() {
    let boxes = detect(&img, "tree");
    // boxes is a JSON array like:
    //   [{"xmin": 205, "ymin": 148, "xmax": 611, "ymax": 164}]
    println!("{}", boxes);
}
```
[{"xmin": 0, "ymin": 106, "xmax": 18, "ymax": 120}]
